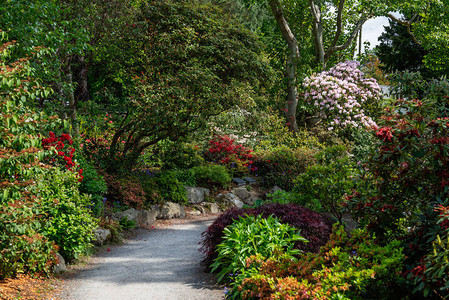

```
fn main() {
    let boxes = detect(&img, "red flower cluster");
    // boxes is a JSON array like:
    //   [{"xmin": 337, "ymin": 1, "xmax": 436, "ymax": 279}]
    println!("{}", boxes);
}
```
[
  {"xmin": 42, "ymin": 132, "xmax": 83, "ymax": 182},
  {"xmin": 206, "ymin": 135, "xmax": 253, "ymax": 166},
  {"xmin": 376, "ymin": 127, "xmax": 393, "ymax": 142}
]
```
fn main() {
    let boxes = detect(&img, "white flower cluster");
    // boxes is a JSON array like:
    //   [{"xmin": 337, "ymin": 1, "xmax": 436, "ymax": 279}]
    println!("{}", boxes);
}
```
[{"xmin": 304, "ymin": 61, "xmax": 381, "ymax": 131}]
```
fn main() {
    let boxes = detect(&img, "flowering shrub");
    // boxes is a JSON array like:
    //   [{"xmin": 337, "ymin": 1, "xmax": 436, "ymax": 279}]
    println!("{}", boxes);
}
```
[
  {"xmin": 253, "ymin": 146, "xmax": 317, "ymax": 190},
  {"xmin": 412, "ymin": 205, "xmax": 449, "ymax": 298},
  {"xmin": 0, "ymin": 35, "xmax": 96, "ymax": 277},
  {"xmin": 303, "ymin": 60, "xmax": 381, "ymax": 131},
  {"xmin": 232, "ymin": 225, "xmax": 405, "ymax": 299},
  {"xmin": 205, "ymin": 135, "xmax": 254, "ymax": 176},
  {"xmin": 345, "ymin": 97, "xmax": 449, "ymax": 297},
  {"xmin": 201, "ymin": 203, "xmax": 333, "ymax": 268},
  {"xmin": 347, "ymin": 98, "xmax": 449, "ymax": 238}
]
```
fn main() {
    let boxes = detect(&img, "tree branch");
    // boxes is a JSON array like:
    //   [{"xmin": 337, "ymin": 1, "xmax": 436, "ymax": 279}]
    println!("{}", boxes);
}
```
[
  {"xmin": 329, "ymin": 0, "xmax": 346, "ymax": 50},
  {"xmin": 268, "ymin": 0, "xmax": 300, "ymax": 58},
  {"xmin": 325, "ymin": 17, "xmax": 366, "ymax": 61},
  {"xmin": 387, "ymin": 13, "xmax": 421, "ymax": 45}
]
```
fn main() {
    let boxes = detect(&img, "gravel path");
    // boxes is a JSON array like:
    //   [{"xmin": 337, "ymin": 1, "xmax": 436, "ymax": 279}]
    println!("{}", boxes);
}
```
[{"xmin": 64, "ymin": 216, "xmax": 224, "ymax": 300}]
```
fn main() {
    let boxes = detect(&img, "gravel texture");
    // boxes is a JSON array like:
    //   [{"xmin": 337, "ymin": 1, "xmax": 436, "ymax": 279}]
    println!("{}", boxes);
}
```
[{"xmin": 64, "ymin": 216, "xmax": 224, "ymax": 300}]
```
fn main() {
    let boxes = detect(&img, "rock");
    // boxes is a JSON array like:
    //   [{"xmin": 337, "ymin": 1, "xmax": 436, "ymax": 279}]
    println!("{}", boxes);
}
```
[
  {"xmin": 192, "ymin": 205, "xmax": 207, "ymax": 214},
  {"xmin": 53, "ymin": 253, "xmax": 66, "ymax": 274},
  {"xmin": 157, "ymin": 202, "xmax": 186, "ymax": 219},
  {"xmin": 93, "ymin": 227, "xmax": 112, "ymax": 246},
  {"xmin": 203, "ymin": 202, "xmax": 220, "ymax": 214},
  {"xmin": 113, "ymin": 208, "xmax": 138, "ymax": 223},
  {"xmin": 269, "ymin": 185, "xmax": 283, "ymax": 195},
  {"xmin": 185, "ymin": 186, "xmax": 210, "ymax": 204},
  {"xmin": 232, "ymin": 187, "xmax": 261, "ymax": 206},
  {"xmin": 216, "ymin": 193, "xmax": 244, "ymax": 208},
  {"xmin": 137, "ymin": 209, "xmax": 158, "ymax": 229},
  {"xmin": 187, "ymin": 210, "xmax": 201, "ymax": 216}
]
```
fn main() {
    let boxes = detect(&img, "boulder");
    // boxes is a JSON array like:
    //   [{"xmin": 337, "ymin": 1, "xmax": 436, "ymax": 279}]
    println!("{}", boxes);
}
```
[
  {"xmin": 203, "ymin": 202, "xmax": 220, "ymax": 214},
  {"xmin": 157, "ymin": 202, "xmax": 186, "ymax": 219},
  {"xmin": 137, "ymin": 209, "xmax": 158, "ymax": 229},
  {"xmin": 185, "ymin": 186, "xmax": 210, "ymax": 204},
  {"xmin": 113, "ymin": 208, "xmax": 138, "ymax": 224},
  {"xmin": 93, "ymin": 227, "xmax": 112, "ymax": 246},
  {"xmin": 53, "ymin": 253, "xmax": 66, "ymax": 274},
  {"xmin": 216, "ymin": 193, "xmax": 244, "ymax": 208}
]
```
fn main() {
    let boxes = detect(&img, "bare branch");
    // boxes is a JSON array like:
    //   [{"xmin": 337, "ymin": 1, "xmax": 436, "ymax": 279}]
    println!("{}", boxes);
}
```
[{"xmin": 387, "ymin": 13, "xmax": 421, "ymax": 45}]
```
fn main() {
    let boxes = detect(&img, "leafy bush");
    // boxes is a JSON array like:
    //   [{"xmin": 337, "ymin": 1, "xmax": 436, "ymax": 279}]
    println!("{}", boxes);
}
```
[
  {"xmin": 103, "ymin": 172, "xmax": 146, "ymax": 209},
  {"xmin": 0, "ymin": 35, "xmax": 95, "ymax": 277},
  {"xmin": 255, "ymin": 109, "xmax": 323, "ymax": 150},
  {"xmin": 79, "ymin": 159, "xmax": 108, "ymax": 201},
  {"xmin": 32, "ymin": 168, "xmax": 98, "ymax": 262},
  {"xmin": 154, "ymin": 171, "xmax": 188, "ymax": 204},
  {"xmin": 201, "ymin": 203, "xmax": 333, "ymax": 267},
  {"xmin": 345, "ymin": 97, "xmax": 449, "ymax": 296},
  {"xmin": 158, "ymin": 141, "xmax": 205, "ymax": 170},
  {"xmin": 0, "ymin": 200, "xmax": 58, "ymax": 279},
  {"xmin": 211, "ymin": 214, "xmax": 307, "ymax": 283},
  {"xmin": 347, "ymin": 98, "xmax": 449, "ymax": 238},
  {"xmin": 293, "ymin": 145, "xmax": 355, "ymax": 222},
  {"xmin": 411, "ymin": 204, "xmax": 449, "ymax": 298},
  {"xmin": 253, "ymin": 146, "xmax": 317, "ymax": 190},
  {"xmin": 235, "ymin": 225, "xmax": 405, "ymax": 299},
  {"xmin": 190, "ymin": 164, "xmax": 231, "ymax": 189}
]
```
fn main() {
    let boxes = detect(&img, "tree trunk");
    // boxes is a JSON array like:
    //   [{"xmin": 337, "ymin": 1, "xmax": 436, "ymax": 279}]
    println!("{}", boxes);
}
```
[
  {"xmin": 268, "ymin": 0, "xmax": 300, "ymax": 132},
  {"xmin": 65, "ymin": 65, "xmax": 80, "ymax": 139},
  {"xmin": 309, "ymin": 0, "xmax": 325, "ymax": 69},
  {"xmin": 74, "ymin": 55, "xmax": 90, "ymax": 103}
]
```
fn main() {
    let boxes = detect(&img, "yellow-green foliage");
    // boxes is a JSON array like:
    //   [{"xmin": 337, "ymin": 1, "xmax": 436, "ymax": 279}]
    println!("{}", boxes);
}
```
[{"xmin": 257, "ymin": 109, "xmax": 323, "ymax": 151}]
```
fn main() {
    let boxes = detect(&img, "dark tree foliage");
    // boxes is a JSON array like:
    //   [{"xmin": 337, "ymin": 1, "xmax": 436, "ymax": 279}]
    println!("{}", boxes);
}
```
[
  {"xmin": 101, "ymin": 0, "xmax": 270, "ymax": 170},
  {"xmin": 375, "ymin": 19, "xmax": 429, "ymax": 77}
]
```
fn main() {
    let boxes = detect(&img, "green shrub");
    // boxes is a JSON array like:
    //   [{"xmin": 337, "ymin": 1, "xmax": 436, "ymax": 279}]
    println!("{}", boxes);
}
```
[
  {"xmin": 154, "ymin": 171, "xmax": 188, "ymax": 204},
  {"xmin": 265, "ymin": 190, "xmax": 297, "ymax": 205},
  {"xmin": 0, "ymin": 200, "xmax": 58, "ymax": 279},
  {"xmin": 79, "ymin": 159, "xmax": 108, "ymax": 202},
  {"xmin": 254, "ymin": 146, "xmax": 317, "ymax": 190},
  {"xmin": 293, "ymin": 145, "xmax": 355, "ymax": 222},
  {"xmin": 78, "ymin": 159, "xmax": 108, "ymax": 216},
  {"xmin": 211, "ymin": 214, "xmax": 307, "ymax": 283},
  {"xmin": 32, "ymin": 168, "xmax": 98, "ymax": 262},
  {"xmin": 190, "ymin": 164, "xmax": 231, "ymax": 189},
  {"xmin": 158, "ymin": 141, "xmax": 205, "ymax": 170}
]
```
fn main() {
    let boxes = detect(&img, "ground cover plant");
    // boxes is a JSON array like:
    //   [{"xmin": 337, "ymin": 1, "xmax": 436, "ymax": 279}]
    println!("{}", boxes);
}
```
[{"xmin": 231, "ymin": 224, "xmax": 405, "ymax": 299}]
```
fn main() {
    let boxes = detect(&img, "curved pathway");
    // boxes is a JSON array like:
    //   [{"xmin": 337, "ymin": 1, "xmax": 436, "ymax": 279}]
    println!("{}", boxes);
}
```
[{"xmin": 64, "ymin": 216, "xmax": 224, "ymax": 300}]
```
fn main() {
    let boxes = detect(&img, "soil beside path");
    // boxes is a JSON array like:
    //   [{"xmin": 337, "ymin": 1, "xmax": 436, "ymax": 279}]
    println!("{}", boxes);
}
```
[{"xmin": 61, "ymin": 214, "xmax": 225, "ymax": 300}]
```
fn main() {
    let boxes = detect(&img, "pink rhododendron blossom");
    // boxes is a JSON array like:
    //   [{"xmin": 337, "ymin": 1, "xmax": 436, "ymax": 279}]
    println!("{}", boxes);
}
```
[{"xmin": 304, "ymin": 61, "xmax": 381, "ymax": 131}]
